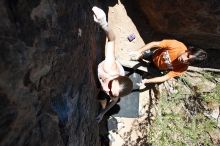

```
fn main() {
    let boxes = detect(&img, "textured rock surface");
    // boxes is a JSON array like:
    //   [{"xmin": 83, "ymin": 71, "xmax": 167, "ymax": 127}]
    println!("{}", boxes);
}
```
[
  {"xmin": 1, "ymin": 0, "xmax": 220, "ymax": 146},
  {"xmin": 108, "ymin": 2, "xmax": 147, "ymax": 71},
  {"xmin": 0, "ymin": 0, "xmax": 100, "ymax": 146},
  {"xmin": 137, "ymin": 0, "xmax": 220, "ymax": 49}
]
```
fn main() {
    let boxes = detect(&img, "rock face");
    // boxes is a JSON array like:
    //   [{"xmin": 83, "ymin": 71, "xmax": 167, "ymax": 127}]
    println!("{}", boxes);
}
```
[
  {"xmin": 0, "ymin": 0, "xmax": 100, "ymax": 146},
  {"xmin": 2, "ymin": 0, "xmax": 220, "ymax": 146},
  {"xmin": 137, "ymin": 0, "xmax": 220, "ymax": 49}
]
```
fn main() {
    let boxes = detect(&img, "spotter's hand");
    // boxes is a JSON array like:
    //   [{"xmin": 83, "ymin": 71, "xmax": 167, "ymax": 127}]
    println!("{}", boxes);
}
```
[
  {"xmin": 129, "ymin": 51, "xmax": 143, "ymax": 60},
  {"xmin": 96, "ymin": 113, "xmax": 104, "ymax": 123},
  {"xmin": 137, "ymin": 79, "xmax": 149, "ymax": 87}
]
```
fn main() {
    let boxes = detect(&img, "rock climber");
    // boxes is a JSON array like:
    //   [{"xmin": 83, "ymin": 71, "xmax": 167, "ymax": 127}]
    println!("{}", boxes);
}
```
[
  {"xmin": 92, "ymin": 6, "xmax": 133, "ymax": 123},
  {"xmin": 129, "ymin": 40, "xmax": 207, "ymax": 86}
]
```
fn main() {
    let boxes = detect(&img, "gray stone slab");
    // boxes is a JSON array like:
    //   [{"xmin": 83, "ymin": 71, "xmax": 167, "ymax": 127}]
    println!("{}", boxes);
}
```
[{"xmin": 113, "ymin": 71, "xmax": 141, "ymax": 118}]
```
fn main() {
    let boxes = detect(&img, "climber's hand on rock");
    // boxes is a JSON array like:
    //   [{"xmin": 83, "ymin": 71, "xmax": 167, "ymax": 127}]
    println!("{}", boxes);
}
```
[
  {"xmin": 92, "ymin": 6, "xmax": 108, "ymax": 29},
  {"xmin": 96, "ymin": 113, "xmax": 104, "ymax": 123}
]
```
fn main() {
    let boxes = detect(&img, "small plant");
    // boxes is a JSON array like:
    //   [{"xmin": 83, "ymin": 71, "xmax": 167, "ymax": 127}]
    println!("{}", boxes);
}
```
[
  {"xmin": 147, "ymin": 77, "xmax": 218, "ymax": 146},
  {"xmin": 196, "ymin": 72, "xmax": 220, "ymax": 102},
  {"xmin": 201, "ymin": 83, "xmax": 220, "ymax": 103}
]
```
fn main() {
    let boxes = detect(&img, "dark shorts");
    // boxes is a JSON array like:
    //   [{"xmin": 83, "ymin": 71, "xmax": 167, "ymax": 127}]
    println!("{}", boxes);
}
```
[
  {"xmin": 97, "ymin": 90, "xmax": 120, "ymax": 104},
  {"xmin": 142, "ymin": 50, "xmax": 163, "ymax": 76},
  {"xmin": 142, "ymin": 50, "xmax": 154, "ymax": 62}
]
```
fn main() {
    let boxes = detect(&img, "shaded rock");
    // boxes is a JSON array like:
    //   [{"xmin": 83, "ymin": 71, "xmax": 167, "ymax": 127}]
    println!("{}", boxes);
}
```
[
  {"xmin": 29, "ymin": 64, "xmax": 51, "ymax": 83},
  {"xmin": 0, "ymin": 0, "xmax": 101, "ymax": 146},
  {"xmin": 138, "ymin": 0, "xmax": 220, "ymax": 49}
]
